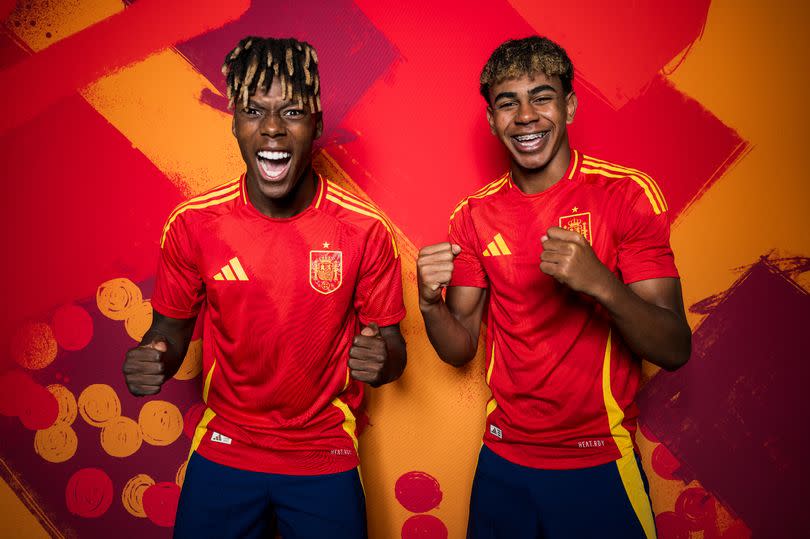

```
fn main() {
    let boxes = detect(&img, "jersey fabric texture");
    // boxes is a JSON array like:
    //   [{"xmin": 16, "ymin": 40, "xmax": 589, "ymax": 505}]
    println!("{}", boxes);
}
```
[
  {"xmin": 152, "ymin": 173, "xmax": 405, "ymax": 475},
  {"xmin": 448, "ymin": 149, "xmax": 678, "ymax": 471}
]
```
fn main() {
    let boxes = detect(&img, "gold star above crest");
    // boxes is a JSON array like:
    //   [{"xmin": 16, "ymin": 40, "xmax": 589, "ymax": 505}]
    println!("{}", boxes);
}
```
[
  {"xmin": 572, "ymin": 206, "xmax": 579, "ymax": 213},
  {"xmin": 323, "ymin": 242, "xmax": 330, "ymax": 248}
]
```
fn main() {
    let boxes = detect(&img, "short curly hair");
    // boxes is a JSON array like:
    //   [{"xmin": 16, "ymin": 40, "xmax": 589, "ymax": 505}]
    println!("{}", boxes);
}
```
[{"xmin": 480, "ymin": 36, "xmax": 574, "ymax": 103}]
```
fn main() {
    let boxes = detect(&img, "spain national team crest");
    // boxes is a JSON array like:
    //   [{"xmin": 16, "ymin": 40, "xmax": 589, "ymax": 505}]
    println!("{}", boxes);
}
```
[
  {"xmin": 559, "ymin": 210, "xmax": 593, "ymax": 244},
  {"xmin": 309, "ymin": 250, "xmax": 343, "ymax": 294}
]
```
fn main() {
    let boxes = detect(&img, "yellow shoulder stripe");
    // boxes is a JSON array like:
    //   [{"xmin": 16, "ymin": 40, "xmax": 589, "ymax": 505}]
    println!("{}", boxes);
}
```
[
  {"xmin": 326, "ymin": 182, "xmax": 398, "ymax": 235},
  {"xmin": 580, "ymin": 167, "xmax": 662, "ymax": 215},
  {"xmin": 581, "ymin": 157, "xmax": 668, "ymax": 212},
  {"xmin": 450, "ymin": 175, "xmax": 509, "ymax": 221},
  {"xmin": 324, "ymin": 188, "xmax": 399, "ymax": 258},
  {"xmin": 161, "ymin": 178, "xmax": 240, "ymax": 239},
  {"xmin": 160, "ymin": 190, "xmax": 240, "ymax": 248}
]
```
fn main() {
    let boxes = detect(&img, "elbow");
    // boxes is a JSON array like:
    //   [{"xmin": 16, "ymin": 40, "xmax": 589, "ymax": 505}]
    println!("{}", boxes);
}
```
[{"xmin": 661, "ymin": 332, "xmax": 692, "ymax": 372}]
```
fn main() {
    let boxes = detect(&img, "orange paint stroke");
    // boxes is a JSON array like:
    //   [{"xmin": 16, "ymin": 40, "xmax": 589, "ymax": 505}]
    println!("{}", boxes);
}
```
[{"xmin": 122, "ymin": 474, "xmax": 154, "ymax": 518}]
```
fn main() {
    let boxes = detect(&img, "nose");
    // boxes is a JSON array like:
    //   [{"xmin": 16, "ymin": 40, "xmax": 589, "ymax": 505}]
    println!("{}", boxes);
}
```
[
  {"xmin": 261, "ymin": 111, "xmax": 286, "ymax": 137},
  {"xmin": 515, "ymin": 100, "xmax": 539, "ymax": 125}
]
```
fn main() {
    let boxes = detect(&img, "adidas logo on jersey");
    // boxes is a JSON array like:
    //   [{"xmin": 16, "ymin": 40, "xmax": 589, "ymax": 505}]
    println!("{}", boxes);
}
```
[
  {"xmin": 210, "ymin": 431, "xmax": 232, "ymax": 445},
  {"xmin": 213, "ymin": 257, "xmax": 249, "ymax": 281},
  {"xmin": 482, "ymin": 233, "xmax": 512, "ymax": 257}
]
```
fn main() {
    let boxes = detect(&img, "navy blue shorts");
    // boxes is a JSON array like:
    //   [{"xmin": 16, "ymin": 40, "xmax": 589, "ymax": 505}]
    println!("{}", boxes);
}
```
[
  {"xmin": 174, "ymin": 452, "xmax": 367, "ymax": 539},
  {"xmin": 468, "ymin": 445, "xmax": 656, "ymax": 539}
]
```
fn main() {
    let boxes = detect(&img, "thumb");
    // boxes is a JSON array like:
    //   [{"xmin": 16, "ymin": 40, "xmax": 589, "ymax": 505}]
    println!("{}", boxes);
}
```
[
  {"xmin": 360, "ymin": 322, "xmax": 380, "ymax": 337},
  {"xmin": 451, "ymin": 244, "xmax": 462, "ymax": 256},
  {"xmin": 143, "ymin": 336, "xmax": 168, "ymax": 353}
]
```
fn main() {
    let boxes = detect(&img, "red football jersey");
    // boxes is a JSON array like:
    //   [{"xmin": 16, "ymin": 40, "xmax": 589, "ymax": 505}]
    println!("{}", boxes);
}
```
[
  {"xmin": 152, "ymin": 173, "xmax": 405, "ymax": 475},
  {"xmin": 449, "ymin": 150, "xmax": 678, "ymax": 469}
]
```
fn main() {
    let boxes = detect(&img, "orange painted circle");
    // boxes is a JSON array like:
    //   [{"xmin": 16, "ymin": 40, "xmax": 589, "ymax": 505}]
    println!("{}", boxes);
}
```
[
  {"xmin": 78, "ymin": 384, "xmax": 121, "ymax": 427},
  {"xmin": 139, "ymin": 400, "xmax": 183, "ymax": 446},
  {"xmin": 175, "ymin": 460, "xmax": 188, "ymax": 488},
  {"xmin": 100, "ymin": 416, "xmax": 142, "ymax": 458},
  {"xmin": 121, "ymin": 474, "xmax": 154, "ymax": 518},
  {"xmin": 47, "ymin": 384, "xmax": 77, "ymax": 426},
  {"xmin": 11, "ymin": 322, "xmax": 58, "ymax": 370},
  {"xmin": 96, "ymin": 278, "xmax": 142, "ymax": 321},
  {"xmin": 124, "ymin": 300, "xmax": 153, "ymax": 342},
  {"xmin": 174, "ymin": 339, "xmax": 202, "ymax": 380},
  {"xmin": 34, "ymin": 423, "xmax": 78, "ymax": 463}
]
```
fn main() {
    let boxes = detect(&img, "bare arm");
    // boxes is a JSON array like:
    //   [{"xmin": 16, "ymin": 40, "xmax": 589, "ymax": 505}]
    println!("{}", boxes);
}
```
[
  {"xmin": 417, "ymin": 242, "xmax": 487, "ymax": 367},
  {"xmin": 122, "ymin": 311, "xmax": 197, "ymax": 396},
  {"xmin": 349, "ymin": 322, "xmax": 407, "ymax": 387}
]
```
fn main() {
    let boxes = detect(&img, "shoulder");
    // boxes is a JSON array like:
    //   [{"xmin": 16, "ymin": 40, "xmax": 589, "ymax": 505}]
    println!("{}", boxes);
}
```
[
  {"xmin": 449, "ymin": 172, "xmax": 511, "ymax": 223},
  {"xmin": 577, "ymin": 154, "xmax": 668, "ymax": 215},
  {"xmin": 319, "ymin": 178, "xmax": 399, "ymax": 257},
  {"xmin": 160, "ymin": 176, "xmax": 242, "ymax": 248}
]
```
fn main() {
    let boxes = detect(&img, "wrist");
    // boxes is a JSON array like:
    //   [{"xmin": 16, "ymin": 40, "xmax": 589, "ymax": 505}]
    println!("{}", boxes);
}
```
[
  {"xmin": 591, "ymin": 269, "xmax": 623, "ymax": 306},
  {"xmin": 419, "ymin": 295, "xmax": 445, "ymax": 314}
]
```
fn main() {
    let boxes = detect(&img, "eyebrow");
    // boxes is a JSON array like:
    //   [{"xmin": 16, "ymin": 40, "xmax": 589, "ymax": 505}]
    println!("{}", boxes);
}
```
[{"xmin": 493, "ymin": 84, "xmax": 557, "ymax": 103}]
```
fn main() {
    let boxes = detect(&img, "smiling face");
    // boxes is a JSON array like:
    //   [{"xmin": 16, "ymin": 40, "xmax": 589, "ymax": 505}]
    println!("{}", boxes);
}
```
[
  {"xmin": 232, "ymin": 77, "xmax": 323, "ymax": 212},
  {"xmin": 486, "ymin": 72, "xmax": 577, "ymax": 182}
]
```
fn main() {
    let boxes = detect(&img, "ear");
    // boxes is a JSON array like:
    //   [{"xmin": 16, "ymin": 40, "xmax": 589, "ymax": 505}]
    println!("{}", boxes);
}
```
[
  {"xmin": 231, "ymin": 115, "xmax": 237, "ymax": 137},
  {"xmin": 566, "ymin": 92, "xmax": 578, "ymax": 125},
  {"xmin": 314, "ymin": 112, "xmax": 324, "ymax": 139},
  {"xmin": 486, "ymin": 106, "xmax": 496, "ymax": 136}
]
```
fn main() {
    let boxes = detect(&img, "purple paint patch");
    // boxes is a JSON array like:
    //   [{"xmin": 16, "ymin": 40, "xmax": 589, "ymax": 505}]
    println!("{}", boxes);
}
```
[
  {"xmin": 638, "ymin": 256, "xmax": 810, "ymax": 537},
  {"xmin": 172, "ymin": 0, "xmax": 399, "ymax": 141}
]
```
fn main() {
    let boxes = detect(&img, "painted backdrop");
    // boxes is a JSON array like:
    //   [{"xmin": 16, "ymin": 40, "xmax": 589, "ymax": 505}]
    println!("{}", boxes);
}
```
[{"xmin": 0, "ymin": 1, "xmax": 807, "ymax": 538}]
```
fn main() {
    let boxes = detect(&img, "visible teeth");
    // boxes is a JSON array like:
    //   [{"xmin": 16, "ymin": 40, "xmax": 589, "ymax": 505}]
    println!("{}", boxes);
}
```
[
  {"xmin": 258, "ymin": 150, "xmax": 291, "ymax": 160},
  {"xmin": 515, "ymin": 133, "xmax": 546, "ymax": 142}
]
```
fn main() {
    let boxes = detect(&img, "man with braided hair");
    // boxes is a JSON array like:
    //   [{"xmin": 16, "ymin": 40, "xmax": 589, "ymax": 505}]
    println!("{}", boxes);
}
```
[
  {"xmin": 417, "ymin": 36, "xmax": 691, "ymax": 538},
  {"xmin": 123, "ymin": 36, "xmax": 406, "ymax": 538}
]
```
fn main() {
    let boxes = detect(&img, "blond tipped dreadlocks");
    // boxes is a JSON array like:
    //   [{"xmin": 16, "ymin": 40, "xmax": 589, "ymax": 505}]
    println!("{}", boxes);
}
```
[
  {"xmin": 222, "ymin": 36, "xmax": 322, "ymax": 113},
  {"xmin": 480, "ymin": 36, "xmax": 574, "ymax": 103}
]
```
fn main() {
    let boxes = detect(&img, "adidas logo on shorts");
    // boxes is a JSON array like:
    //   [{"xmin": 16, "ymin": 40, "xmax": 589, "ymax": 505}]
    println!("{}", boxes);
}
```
[{"xmin": 489, "ymin": 424, "xmax": 503, "ymax": 439}]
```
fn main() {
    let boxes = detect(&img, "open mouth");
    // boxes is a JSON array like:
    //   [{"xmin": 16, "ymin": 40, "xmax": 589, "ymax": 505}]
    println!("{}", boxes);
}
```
[
  {"xmin": 511, "ymin": 131, "xmax": 549, "ymax": 152},
  {"xmin": 257, "ymin": 150, "xmax": 292, "ymax": 181}
]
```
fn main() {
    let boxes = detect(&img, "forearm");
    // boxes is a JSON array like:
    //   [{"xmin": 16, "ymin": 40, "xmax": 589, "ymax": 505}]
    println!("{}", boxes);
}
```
[
  {"xmin": 380, "ymin": 331, "xmax": 407, "ymax": 385},
  {"xmin": 596, "ymin": 277, "xmax": 691, "ymax": 370},
  {"xmin": 420, "ymin": 299, "xmax": 478, "ymax": 367}
]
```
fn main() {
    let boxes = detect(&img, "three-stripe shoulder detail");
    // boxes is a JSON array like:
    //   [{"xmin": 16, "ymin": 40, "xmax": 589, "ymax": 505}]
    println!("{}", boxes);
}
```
[
  {"xmin": 450, "ymin": 174, "xmax": 510, "ymax": 222},
  {"xmin": 324, "ymin": 181, "xmax": 400, "ymax": 258},
  {"xmin": 160, "ymin": 178, "xmax": 241, "ymax": 248},
  {"xmin": 579, "ymin": 156, "xmax": 668, "ymax": 215}
]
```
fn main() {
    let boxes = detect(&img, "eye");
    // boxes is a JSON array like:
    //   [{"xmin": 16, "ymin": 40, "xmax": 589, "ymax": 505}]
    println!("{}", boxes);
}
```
[
  {"xmin": 533, "ymin": 96, "xmax": 553, "ymax": 104},
  {"xmin": 283, "ymin": 108, "xmax": 306, "ymax": 118},
  {"xmin": 497, "ymin": 101, "xmax": 517, "ymax": 110},
  {"xmin": 243, "ymin": 106, "xmax": 262, "ymax": 117}
]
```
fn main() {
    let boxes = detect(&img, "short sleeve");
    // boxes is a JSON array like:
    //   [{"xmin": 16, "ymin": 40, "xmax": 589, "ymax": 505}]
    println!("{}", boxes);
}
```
[
  {"xmin": 617, "ymin": 188, "xmax": 680, "ymax": 284},
  {"xmin": 448, "ymin": 204, "xmax": 488, "ymax": 288},
  {"xmin": 151, "ymin": 215, "xmax": 205, "ymax": 319},
  {"xmin": 353, "ymin": 221, "xmax": 406, "ymax": 327}
]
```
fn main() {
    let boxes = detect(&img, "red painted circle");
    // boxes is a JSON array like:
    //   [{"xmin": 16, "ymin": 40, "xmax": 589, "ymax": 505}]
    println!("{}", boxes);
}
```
[
  {"xmin": 638, "ymin": 422, "xmax": 660, "ymax": 443},
  {"xmin": 52, "ymin": 304, "xmax": 94, "ymax": 351},
  {"xmin": 395, "ymin": 471, "xmax": 442, "ymax": 513},
  {"xmin": 183, "ymin": 402, "xmax": 206, "ymax": 439},
  {"xmin": 655, "ymin": 511, "xmax": 692, "ymax": 539},
  {"xmin": 675, "ymin": 487, "xmax": 716, "ymax": 529},
  {"xmin": 651, "ymin": 444, "xmax": 680, "ymax": 480},
  {"xmin": 401, "ymin": 514, "xmax": 448, "ymax": 539},
  {"xmin": 65, "ymin": 468, "xmax": 113, "ymax": 518},
  {"xmin": 0, "ymin": 369, "xmax": 58, "ymax": 429},
  {"xmin": 143, "ymin": 481, "xmax": 181, "ymax": 527}
]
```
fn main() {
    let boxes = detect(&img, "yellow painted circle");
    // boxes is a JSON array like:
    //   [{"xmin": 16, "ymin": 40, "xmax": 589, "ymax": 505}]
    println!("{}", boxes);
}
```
[
  {"xmin": 34, "ymin": 424, "xmax": 78, "ymax": 463},
  {"xmin": 174, "ymin": 339, "xmax": 202, "ymax": 380},
  {"xmin": 96, "ymin": 278, "xmax": 142, "ymax": 321},
  {"xmin": 124, "ymin": 300, "xmax": 153, "ymax": 342},
  {"xmin": 175, "ymin": 459, "xmax": 188, "ymax": 488},
  {"xmin": 78, "ymin": 384, "xmax": 121, "ymax": 427},
  {"xmin": 138, "ymin": 400, "xmax": 183, "ymax": 446},
  {"xmin": 11, "ymin": 322, "xmax": 58, "ymax": 370},
  {"xmin": 121, "ymin": 473, "xmax": 154, "ymax": 518},
  {"xmin": 47, "ymin": 384, "xmax": 78, "ymax": 426},
  {"xmin": 100, "ymin": 416, "xmax": 143, "ymax": 458}
]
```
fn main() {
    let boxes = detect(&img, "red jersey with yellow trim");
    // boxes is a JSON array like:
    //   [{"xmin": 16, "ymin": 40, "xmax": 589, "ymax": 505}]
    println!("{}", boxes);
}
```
[
  {"xmin": 449, "ymin": 150, "xmax": 678, "ymax": 470},
  {"xmin": 152, "ymin": 173, "xmax": 405, "ymax": 475}
]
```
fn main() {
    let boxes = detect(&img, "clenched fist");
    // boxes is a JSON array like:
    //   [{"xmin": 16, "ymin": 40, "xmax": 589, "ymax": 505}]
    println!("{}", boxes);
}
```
[
  {"xmin": 417, "ymin": 242, "xmax": 462, "ymax": 308},
  {"xmin": 123, "ymin": 337, "xmax": 171, "ymax": 396},
  {"xmin": 540, "ymin": 226, "xmax": 615, "ymax": 299},
  {"xmin": 349, "ymin": 323, "xmax": 390, "ymax": 387}
]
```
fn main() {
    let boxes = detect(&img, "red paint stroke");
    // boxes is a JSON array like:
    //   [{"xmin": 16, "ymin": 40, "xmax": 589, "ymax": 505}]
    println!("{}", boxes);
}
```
[
  {"xmin": 651, "ymin": 443, "xmax": 681, "ymax": 481},
  {"xmin": 142, "ymin": 481, "xmax": 181, "ymax": 527},
  {"xmin": 401, "ymin": 514, "xmax": 448, "ymax": 539},
  {"xmin": 65, "ymin": 468, "xmax": 113, "ymax": 518},
  {"xmin": 638, "ymin": 422, "xmax": 660, "ymax": 443},
  {"xmin": 655, "ymin": 511, "xmax": 692, "ymax": 539},
  {"xmin": 0, "ymin": 368, "xmax": 58, "ymax": 430},
  {"xmin": 395, "ymin": 471, "xmax": 443, "ymax": 513},
  {"xmin": 52, "ymin": 304, "xmax": 94, "ymax": 351},
  {"xmin": 675, "ymin": 487, "xmax": 717, "ymax": 530},
  {"xmin": 183, "ymin": 402, "xmax": 206, "ymax": 439},
  {"xmin": 0, "ymin": 0, "xmax": 249, "ymax": 136},
  {"xmin": 0, "ymin": 0, "xmax": 15, "ymax": 23}
]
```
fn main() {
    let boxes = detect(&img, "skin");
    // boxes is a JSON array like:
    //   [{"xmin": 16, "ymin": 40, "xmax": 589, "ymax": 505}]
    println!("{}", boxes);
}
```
[
  {"xmin": 418, "ymin": 72, "xmax": 691, "ymax": 371},
  {"xmin": 125, "ymin": 77, "xmax": 406, "ymax": 397}
]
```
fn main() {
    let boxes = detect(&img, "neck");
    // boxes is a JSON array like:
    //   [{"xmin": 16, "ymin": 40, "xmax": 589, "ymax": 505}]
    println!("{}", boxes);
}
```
[
  {"xmin": 510, "ymin": 140, "xmax": 571, "ymax": 195},
  {"xmin": 248, "ymin": 166, "xmax": 317, "ymax": 219}
]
